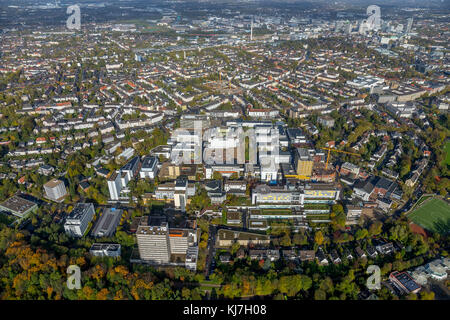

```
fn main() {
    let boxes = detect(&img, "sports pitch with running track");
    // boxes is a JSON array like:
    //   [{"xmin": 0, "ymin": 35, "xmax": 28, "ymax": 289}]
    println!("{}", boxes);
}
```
[{"xmin": 408, "ymin": 197, "xmax": 450, "ymax": 235}]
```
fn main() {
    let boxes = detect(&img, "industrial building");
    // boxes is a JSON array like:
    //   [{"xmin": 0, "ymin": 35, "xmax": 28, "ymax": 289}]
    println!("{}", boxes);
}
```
[
  {"xmin": 0, "ymin": 194, "xmax": 38, "ymax": 218},
  {"xmin": 91, "ymin": 208, "xmax": 123, "ymax": 238}
]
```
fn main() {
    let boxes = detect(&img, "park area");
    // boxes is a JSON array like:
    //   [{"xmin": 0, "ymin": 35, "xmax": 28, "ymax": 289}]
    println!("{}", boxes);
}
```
[{"xmin": 408, "ymin": 197, "xmax": 450, "ymax": 235}]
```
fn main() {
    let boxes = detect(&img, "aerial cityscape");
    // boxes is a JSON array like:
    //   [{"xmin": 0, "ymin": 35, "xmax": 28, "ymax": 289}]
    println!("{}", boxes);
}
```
[{"xmin": 0, "ymin": 0, "xmax": 449, "ymax": 304}]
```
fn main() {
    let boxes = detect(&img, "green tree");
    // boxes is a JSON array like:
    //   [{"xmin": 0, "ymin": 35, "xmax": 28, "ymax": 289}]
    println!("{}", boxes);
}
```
[{"xmin": 314, "ymin": 231, "xmax": 324, "ymax": 246}]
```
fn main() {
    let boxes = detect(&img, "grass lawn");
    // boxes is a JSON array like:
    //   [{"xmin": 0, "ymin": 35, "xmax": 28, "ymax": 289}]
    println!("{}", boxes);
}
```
[
  {"xmin": 445, "ymin": 141, "xmax": 450, "ymax": 166},
  {"xmin": 261, "ymin": 209, "xmax": 292, "ymax": 214},
  {"xmin": 411, "ymin": 195, "xmax": 433, "ymax": 211},
  {"xmin": 408, "ymin": 198, "xmax": 450, "ymax": 235}
]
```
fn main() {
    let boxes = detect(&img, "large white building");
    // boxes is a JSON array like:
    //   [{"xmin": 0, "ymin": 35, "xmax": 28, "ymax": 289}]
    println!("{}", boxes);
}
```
[
  {"xmin": 64, "ymin": 203, "xmax": 95, "ymax": 237},
  {"xmin": 107, "ymin": 156, "xmax": 141, "ymax": 200},
  {"xmin": 140, "ymin": 156, "xmax": 159, "ymax": 179},
  {"xmin": 136, "ymin": 222, "xmax": 171, "ymax": 263},
  {"xmin": 136, "ymin": 221, "xmax": 198, "ymax": 270},
  {"xmin": 251, "ymin": 183, "xmax": 340, "ymax": 205},
  {"xmin": 43, "ymin": 179, "xmax": 67, "ymax": 202},
  {"xmin": 107, "ymin": 171, "xmax": 122, "ymax": 201}
]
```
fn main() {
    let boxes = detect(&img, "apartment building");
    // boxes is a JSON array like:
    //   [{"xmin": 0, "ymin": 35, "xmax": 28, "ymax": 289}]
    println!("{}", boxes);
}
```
[{"xmin": 43, "ymin": 179, "xmax": 68, "ymax": 203}]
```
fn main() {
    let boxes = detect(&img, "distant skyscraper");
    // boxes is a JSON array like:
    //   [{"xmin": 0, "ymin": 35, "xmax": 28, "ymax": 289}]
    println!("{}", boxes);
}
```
[
  {"xmin": 250, "ymin": 18, "xmax": 253, "ymax": 41},
  {"xmin": 345, "ymin": 22, "xmax": 352, "ymax": 35},
  {"xmin": 406, "ymin": 18, "xmax": 413, "ymax": 34},
  {"xmin": 43, "ymin": 179, "xmax": 67, "ymax": 202},
  {"xmin": 359, "ymin": 21, "xmax": 369, "ymax": 35},
  {"xmin": 135, "ymin": 53, "xmax": 144, "ymax": 62}
]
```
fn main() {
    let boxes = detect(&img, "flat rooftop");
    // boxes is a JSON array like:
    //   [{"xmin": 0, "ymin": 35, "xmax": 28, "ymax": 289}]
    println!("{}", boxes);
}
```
[
  {"xmin": 141, "ymin": 156, "xmax": 157, "ymax": 169},
  {"xmin": 107, "ymin": 171, "xmax": 118, "ymax": 181},
  {"xmin": 0, "ymin": 195, "xmax": 37, "ymax": 216},
  {"xmin": 169, "ymin": 229, "xmax": 189, "ymax": 237},
  {"xmin": 90, "ymin": 243, "xmax": 121, "ymax": 252},
  {"xmin": 91, "ymin": 208, "xmax": 123, "ymax": 237},
  {"xmin": 67, "ymin": 203, "xmax": 93, "ymax": 221},
  {"xmin": 218, "ymin": 229, "xmax": 270, "ymax": 241},
  {"xmin": 44, "ymin": 179, "xmax": 64, "ymax": 188},
  {"xmin": 121, "ymin": 156, "xmax": 139, "ymax": 171},
  {"xmin": 392, "ymin": 272, "xmax": 421, "ymax": 292},
  {"xmin": 136, "ymin": 224, "xmax": 168, "ymax": 236}
]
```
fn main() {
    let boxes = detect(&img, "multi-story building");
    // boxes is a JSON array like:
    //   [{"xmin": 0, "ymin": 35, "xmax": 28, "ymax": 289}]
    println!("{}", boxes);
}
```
[
  {"xmin": 169, "ymin": 229, "xmax": 189, "ymax": 255},
  {"xmin": 107, "ymin": 171, "xmax": 122, "ymax": 201},
  {"xmin": 153, "ymin": 178, "xmax": 196, "ymax": 211},
  {"xmin": 120, "ymin": 156, "xmax": 140, "ymax": 181},
  {"xmin": 43, "ymin": 179, "xmax": 68, "ymax": 202},
  {"xmin": 136, "ymin": 220, "xmax": 198, "ymax": 269},
  {"xmin": 64, "ymin": 203, "xmax": 95, "ymax": 237},
  {"xmin": 140, "ymin": 156, "xmax": 159, "ymax": 179},
  {"xmin": 345, "ymin": 205, "xmax": 362, "ymax": 225},
  {"xmin": 251, "ymin": 183, "xmax": 340, "ymax": 205},
  {"xmin": 136, "ymin": 222, "xmax": 171, "ymax": 264},
  {"xmin": 107, "ymin": 156, "xmax": 141, "ymax": 200}
]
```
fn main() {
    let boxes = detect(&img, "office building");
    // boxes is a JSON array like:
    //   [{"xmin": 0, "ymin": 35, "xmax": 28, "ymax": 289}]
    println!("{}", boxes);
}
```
[
  {"xmin": 251, "ymin": 183, "xmax": 340, "ymax": 205},
  {"xmin": 43, "ymin": 179, "xmax": 68, "ymax": 202},
  {"xmin": 169, "ymin": 229, "xmax": 190, "ymax": 255},
  {"xmin": 136, "ymin": 222, "xmax": 171, "ymax": 264},
  {"xmin": 389, "ymin": 271, "xmax": 421, "ymax": 295},
  {"xmin": 153, "ymin": 178, "xmax": 196, "ymax": 210},
  {"xmin": 185, "ymin": 246, "xmax": 199, "ymax": 271},
  {"xmin": 120, "ymin": 156, "xmax": 140, "ymax": 181},
  {"xmin": 140, "ymin": 156, "xmax": 159, "ymax": 179},
  {"xmin": 64, "ymin": 203, "xmax": 95, "ymax": 237},
  {"xmin": 135, "ymin": 219, "xmax": 198, "ymax": 269}
]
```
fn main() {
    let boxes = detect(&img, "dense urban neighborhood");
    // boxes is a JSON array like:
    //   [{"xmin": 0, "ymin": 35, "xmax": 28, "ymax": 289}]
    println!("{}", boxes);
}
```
[{"xmin": 0, "ymin": 0, "xmax": 448, "ymax": 302}]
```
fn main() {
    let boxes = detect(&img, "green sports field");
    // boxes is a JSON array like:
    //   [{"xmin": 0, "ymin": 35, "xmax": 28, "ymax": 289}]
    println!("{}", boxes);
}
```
[{"xmin": 408, "ymin": 198, "xmax": 450, "ymax": 235}]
